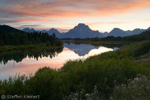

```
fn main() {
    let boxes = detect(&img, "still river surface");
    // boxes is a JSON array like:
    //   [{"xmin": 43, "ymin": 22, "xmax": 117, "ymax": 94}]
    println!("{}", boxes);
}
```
[{"xmin": 0, "ymin": 43, "xmax": 119, "ymax": 80}]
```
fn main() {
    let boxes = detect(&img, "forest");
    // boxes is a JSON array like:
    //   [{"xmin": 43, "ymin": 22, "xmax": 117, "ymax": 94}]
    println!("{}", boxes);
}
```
[{"xmin": 0, "ymin": 25, "xmax": 62, "ymax": 46}]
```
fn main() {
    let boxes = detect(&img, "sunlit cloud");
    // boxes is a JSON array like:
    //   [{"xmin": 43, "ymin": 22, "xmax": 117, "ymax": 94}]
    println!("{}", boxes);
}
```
[{"xmin": 0, "ymin": 0, "xmax": 150, "ymax": 31}]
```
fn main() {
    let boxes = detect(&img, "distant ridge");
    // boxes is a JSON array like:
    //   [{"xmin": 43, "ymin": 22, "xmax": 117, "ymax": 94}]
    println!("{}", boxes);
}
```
[
  {"xmin": 23, "ymin": 28, "xmax": 35, "ymax": 33},
  {"xmin": 108, "ymin": 28, "xmax": 127, "ymax": 37},
  {"xmin": 16, "ymin": 24, "xmax": 150, "ymax": 38},
  {"xmin": 108, "ymin": 28, "xmax": 145, "ymax": 37}
]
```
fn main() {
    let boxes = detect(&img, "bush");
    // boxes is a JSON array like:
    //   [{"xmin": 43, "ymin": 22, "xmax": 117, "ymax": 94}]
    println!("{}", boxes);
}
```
[
  {"xmin": 112, "ymin": 74, "xmax": 150, "ymax": 100},
  {"xmin": 64, "ymin": 86, "xmax": 105, "ymax": 100}
]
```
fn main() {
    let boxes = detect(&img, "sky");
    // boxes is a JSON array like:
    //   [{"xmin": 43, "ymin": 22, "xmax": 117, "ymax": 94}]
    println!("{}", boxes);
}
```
[{"xmin": 0, "ymin": 0, "xmax": 150, "ymax": 32}]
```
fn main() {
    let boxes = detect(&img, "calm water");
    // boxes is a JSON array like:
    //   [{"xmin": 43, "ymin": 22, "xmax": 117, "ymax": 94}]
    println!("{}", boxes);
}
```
[{"xmin": 0, "ymin": 43, "xmax": 118, "ymax": 80}]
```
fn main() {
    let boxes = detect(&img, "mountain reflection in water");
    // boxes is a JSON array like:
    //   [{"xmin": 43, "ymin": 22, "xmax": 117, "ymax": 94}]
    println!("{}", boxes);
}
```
[{"xmin": 0, "ymin": 43, "xmax": 119, "ymax": 80}]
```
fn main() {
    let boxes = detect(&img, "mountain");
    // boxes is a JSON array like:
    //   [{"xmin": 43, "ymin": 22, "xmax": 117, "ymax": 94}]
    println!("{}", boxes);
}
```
[
  {"xmin": 102, "ymin": 30, "xmax": 150, "ymax": 41},
  {"xmin": 23, "ymin": 28, "xmax": 62, "ymax": 38},
  {"xmin": 108, "ymin": 28, "xmax": 146, "ymax": 37},
  {"xmin": 126, "ymin": 28, "xmax": 145, "ymax": 35},
  {"xmin": 108, "ymin": 28, "xmax": 128, "ymax": 37},
  {"xmin": 41, "ymin": 30, "xmax": 47, "ymax": 33},
  {"xmin": 22, "ymin": 28, "xmax": 35, "ymax": 33},
  {"xmin": 0, "ymin": 25, "xmax": 24, "ymax": 33},
  {"xmin": 62, "ymin": 23, "xmax": 104, "ymax": 38},
  {"xmin": 147, "ymin": 27, "xmax": 150, "ymax": 31},
  {"xmin": 47, "ymin": 28, "xmax": 62, "ymax": 38},
  {"xmin": 103, "ymin": 32, "xmax": 109, "ymax": 37}
]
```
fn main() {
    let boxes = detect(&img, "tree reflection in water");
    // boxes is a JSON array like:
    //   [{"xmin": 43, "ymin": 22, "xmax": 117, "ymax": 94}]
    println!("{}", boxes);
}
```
[{"xmin": 0, "ymin": 48, "xmax": 63, "ymax": 64}]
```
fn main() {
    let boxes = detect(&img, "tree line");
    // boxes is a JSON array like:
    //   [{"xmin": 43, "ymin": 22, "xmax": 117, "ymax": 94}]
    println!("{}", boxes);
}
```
[
  {"xmin": 90, "ymin": 30, "xmax": 150, "ymax": 41},
  {"xmin": 0, "ymin": 31, "xmax": 62, "ymax": 46}
]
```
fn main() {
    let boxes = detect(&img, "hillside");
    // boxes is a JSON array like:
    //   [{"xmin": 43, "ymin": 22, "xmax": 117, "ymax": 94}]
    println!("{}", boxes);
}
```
[{"xmin": 0, "ymin": 25, "xmax": 24, "ymax": 33}]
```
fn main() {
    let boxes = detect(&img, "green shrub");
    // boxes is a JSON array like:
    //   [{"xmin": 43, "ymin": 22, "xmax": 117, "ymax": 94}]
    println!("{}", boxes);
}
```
[
  {"xmin": 63, "ymin": 86, "xmax": 105, "ymax": 100},
  {"xmin": 112, "ymin": 74, "xmax": 150, "ymax": 100}
]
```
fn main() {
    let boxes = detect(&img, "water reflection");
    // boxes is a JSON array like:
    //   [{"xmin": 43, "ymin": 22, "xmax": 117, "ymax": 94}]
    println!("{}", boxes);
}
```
[
  {"xmin": 0, "ymin": 43, "xmax": 119, "ymax": 80},
  {"xmin": 64, "ymin": 43, "xmax": 99, "ymax": 56},
  {"xmin": 0, "ymin": 48, "xmax": 63, "ymax": 64}
]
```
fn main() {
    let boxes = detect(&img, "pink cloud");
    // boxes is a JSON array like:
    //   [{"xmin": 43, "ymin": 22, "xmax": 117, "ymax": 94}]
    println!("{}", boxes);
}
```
[{"xmin": 0, "ymin": 0, "xmax": 150, "ymax": 27}]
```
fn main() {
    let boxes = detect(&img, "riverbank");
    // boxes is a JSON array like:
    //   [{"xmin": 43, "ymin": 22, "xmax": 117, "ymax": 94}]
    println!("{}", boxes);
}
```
[
  {"xmin": 0, "ymin": 44, "xmax": 63, "ymax": 56},
  {"xmin": 0, "ymin": 41, "xmax": 150, "ymax": 100},
  {"xmin": 0, "ymin": 44, "xmax": 63, "ymax": 64},
  {"xmin": 63, "ymin": 39, "xmax": 130, "ymax": 47}
]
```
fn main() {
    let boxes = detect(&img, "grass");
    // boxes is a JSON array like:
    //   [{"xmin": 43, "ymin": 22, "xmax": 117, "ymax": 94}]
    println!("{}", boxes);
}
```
[
  {"xmin": 0, "ymin": 43, "xmax": 63, "ymax": 56},
  {"xmin": 0, "ymin": 41, "xmax": 150, "ymax": 100}
]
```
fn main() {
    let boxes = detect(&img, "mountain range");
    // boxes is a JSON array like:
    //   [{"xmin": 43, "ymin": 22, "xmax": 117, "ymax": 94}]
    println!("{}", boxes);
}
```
[
  {"xmin": 108, "ymin": 28, "xmax": 145, "ymax": 37},
  {"xmin": 8, "ymin": 23, "xmax": 150, "ymax": 38},
  {"xmin": 22, "ymin": 28, "xmax": 35, "ymax": 33}
]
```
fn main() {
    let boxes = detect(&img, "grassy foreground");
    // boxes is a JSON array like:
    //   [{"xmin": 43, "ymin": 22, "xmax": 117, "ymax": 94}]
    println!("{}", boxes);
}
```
[{"xmin": 1, "ymin": 41, "xmax": 150, "ymax": 100}]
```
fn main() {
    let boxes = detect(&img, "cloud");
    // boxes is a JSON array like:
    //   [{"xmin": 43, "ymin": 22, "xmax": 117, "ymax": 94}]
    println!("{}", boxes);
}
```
[
  {"xmin": 0, "ymin": 0, "xmax": 150, "ymax": 30},
  {"xmin": 0, "ymin": 19, "xmax": 18, "ymax": 24},
  {"xmin": 20, "ymin": 25, "xmax": 39, "ymax": 27},
  {"xmin": 1, "ymin": 0, "xmax": 150, "ymax": 19}
]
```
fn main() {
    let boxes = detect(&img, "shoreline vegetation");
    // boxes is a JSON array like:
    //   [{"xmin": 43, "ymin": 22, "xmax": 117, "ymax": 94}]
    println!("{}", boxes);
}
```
[
  {"xmin": 63, "ymin": 40, "xmax": 129, "ymax": 48},
  {"xmin": 0, "ymin": 44, "xmax": 63, "ymax": 64},
  {"xmin": 0, "ymin": 44, "xmax": 63, "ymax": 56},
  {"xmin": 63, "ymin": 39, "xmax": 130, "ymax": 44},
  {"xmin": 0, "ymin": 40, "xmax": 150, "ymax": 100},
  {"xmin": 0, "ymin": 25, "xmax": 64, "ymax": 64}
]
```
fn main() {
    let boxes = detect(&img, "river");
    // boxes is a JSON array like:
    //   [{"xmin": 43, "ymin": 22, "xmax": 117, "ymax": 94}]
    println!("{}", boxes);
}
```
[{"xmin": 0, "ymin": 42, "xmax": 119, "ymax": 80}]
